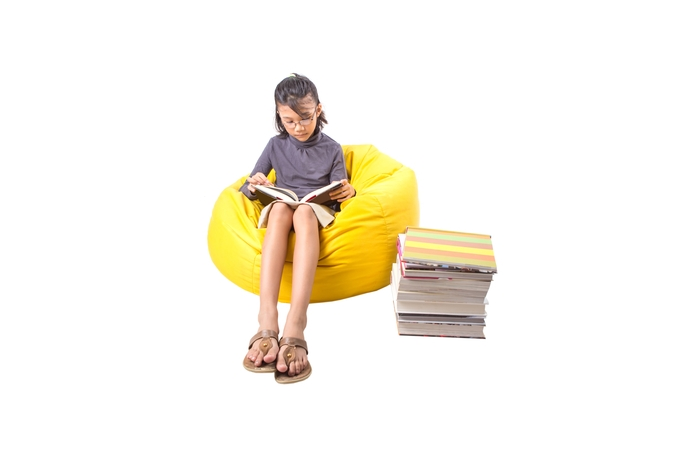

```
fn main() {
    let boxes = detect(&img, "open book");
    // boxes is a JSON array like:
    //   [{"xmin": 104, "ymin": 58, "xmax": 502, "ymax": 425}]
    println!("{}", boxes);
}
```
[{"xmin": 253, "ymin": 181, "xmax": 342, "ymax": 207}]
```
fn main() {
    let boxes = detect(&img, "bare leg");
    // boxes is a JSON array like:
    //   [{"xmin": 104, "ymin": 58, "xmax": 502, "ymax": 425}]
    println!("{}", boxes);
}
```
[
  {"xmin": 246, "ymin": 203, "xmax": 293, "ymax": 367},
  {"xmin": 277, "ymin": 205, "xmax": 319, "ymax": 376}
]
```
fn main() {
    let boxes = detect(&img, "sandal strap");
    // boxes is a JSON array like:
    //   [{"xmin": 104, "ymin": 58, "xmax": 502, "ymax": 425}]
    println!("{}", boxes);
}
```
[
  {"xmin": 248, "ymin": 330, "xmax": 279, "ymax": 349},
  {"xmin": 278, "ymin": 337, "xmax": 308, "ymax": 355}
]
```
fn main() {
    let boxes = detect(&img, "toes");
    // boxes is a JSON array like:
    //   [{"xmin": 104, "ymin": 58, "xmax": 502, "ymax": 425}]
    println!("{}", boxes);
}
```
[
  {"xmin": 276, "ymin": 345, "xmax": 289, "ymax": 373},
  {"xmin": 286, "ymin": 349, "xmax": 307, "ymax": 376},
  {"xmin": 295, "ymin": 355, "xmax": 306, "ymax": 375},
  {"xmin": 289, "ymin": 360, "xmax": 300, "ymax": 377},
  {"xmin": 254, "ymin": 351, "xmax": 265, "ymax": 367},
  {"xmin": 247, "ymin": 337, "xmax": 280, "ymax": 367},
  {"xmin": 262, "ymin": 342, "xmax": 279, "ymax": 364},
  {"xmin": 276, "ymin": 345, "xmax": 308, "ymax": 376},
  {"xmin": 247, "ymin": 348, "xmax": 263, "ymax": 366}
]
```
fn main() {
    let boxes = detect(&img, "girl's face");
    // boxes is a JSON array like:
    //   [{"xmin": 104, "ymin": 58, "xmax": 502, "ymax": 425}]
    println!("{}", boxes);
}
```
[{"xmin": 277, "ymin": 97, "xmax": 322, "ymax": 142}]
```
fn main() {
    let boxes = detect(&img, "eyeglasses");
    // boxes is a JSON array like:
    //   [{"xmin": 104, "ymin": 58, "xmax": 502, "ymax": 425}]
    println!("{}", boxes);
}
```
[{"xmin": 281, "ymin": 108, "xmax": 317, "ymax": 128}]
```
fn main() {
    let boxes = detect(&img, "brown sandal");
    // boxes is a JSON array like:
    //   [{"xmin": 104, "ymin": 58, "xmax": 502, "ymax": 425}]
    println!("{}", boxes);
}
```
[
  {"xmin": 274, "ymin": 337, "xmax": 312, "ymax": 384},
  {"xmin": 243, "ymin": 330, "xmax": 279, "ymax": 373}
]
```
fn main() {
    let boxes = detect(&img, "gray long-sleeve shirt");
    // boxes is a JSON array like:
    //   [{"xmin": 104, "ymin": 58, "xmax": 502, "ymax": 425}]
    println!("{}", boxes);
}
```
[{"xmin": 240, "ymin": 132, "xmax": 347, "ymax": 210}]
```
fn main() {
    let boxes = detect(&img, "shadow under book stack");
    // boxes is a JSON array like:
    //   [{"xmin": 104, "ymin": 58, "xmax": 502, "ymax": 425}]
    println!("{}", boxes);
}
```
[{"xmin": 390, "ymin": 227, "xmax": 498, "ymax": 339}]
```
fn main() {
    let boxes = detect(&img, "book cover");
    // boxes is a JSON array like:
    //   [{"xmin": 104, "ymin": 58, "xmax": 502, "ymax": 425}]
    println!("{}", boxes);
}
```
[
  {"xmin": 396, "ymin": 238, "xmax": 494, "ymax": 281},
  {"xmin": 401, "ymin": 227, "xmax": 497, "ymax": 273}
]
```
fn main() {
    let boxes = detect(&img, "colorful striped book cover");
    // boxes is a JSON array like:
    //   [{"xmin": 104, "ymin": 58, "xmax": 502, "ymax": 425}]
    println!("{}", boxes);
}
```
[{"xmin": 402, "ymin": 227, "xmax": 497, "ymax": 273}]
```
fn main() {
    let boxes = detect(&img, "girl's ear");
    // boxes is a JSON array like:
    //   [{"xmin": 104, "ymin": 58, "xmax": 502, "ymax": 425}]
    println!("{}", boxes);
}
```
[{"xmin": 316, "ymin": 103, "xmax": 323, "ymax": 116}]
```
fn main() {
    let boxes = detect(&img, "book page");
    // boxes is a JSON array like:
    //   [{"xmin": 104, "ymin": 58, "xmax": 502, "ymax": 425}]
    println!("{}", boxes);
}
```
[
  {"xmin": 254, "ymin": 185, "xmax": 298, "ymax": 205},
  {"xmin": 299, "ymin": 181, "xmax": 341, "ymax": 204}
]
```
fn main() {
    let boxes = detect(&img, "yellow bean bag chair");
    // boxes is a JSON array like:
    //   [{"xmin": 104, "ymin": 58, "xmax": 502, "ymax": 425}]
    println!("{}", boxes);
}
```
[{"xmin": 207, "ymin": 144, "xmax": 419, "ymax": 303}]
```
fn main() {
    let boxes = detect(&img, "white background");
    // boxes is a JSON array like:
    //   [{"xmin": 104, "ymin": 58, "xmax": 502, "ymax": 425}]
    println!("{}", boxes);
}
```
[{"xmin": 1, "ymin": 1, "xmax": 673, "ymax": 448}]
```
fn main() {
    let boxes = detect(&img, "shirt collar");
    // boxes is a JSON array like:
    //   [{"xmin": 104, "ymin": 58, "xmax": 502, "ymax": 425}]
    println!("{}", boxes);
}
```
[{"xmin": 288, "ymin": 131, "xmax": 322, "ymax": 148}]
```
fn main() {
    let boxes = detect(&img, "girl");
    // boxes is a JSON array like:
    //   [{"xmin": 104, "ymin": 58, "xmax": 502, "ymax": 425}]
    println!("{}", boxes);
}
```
[{"xmin": 240, "ymin": 73, "xmax": 356, "ymax": 383}]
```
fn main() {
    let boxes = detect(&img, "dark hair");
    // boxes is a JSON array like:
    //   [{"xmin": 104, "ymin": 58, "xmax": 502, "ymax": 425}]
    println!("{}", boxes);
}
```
[{"xmin": 274, "ymin": 73, "xmax": 328, "ymax": 137}]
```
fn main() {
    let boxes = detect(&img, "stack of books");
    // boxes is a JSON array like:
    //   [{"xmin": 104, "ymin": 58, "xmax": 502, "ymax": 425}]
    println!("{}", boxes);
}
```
[{"xmin": 390, "ymin": 226, "xmax": 497, "ymax": 339}]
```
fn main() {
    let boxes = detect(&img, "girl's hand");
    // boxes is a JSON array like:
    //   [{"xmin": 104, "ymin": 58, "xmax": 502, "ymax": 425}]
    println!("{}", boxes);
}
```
[
  {"xmin": 330, "ymin": 179, "xmax": 356, "ymax": 202},
  {"xmin": 247, "ymin": 172, "xmax": 273, "ymax": 193}
]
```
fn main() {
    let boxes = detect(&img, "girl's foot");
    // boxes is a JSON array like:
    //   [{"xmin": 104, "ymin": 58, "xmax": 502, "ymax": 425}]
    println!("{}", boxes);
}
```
[
  {"xmin": 245, "ymin": 329, "xmax": 279, "ymax": 368},
  {"xmin": 244, "ymin": 310, "xmax": 280, "ymax": 371},
  {"xmin": 276, "ymin": 315, "xmax": 309, "ymax": 377},
  {"xmin": 244, "ymin": 330, "xmax": 279, "ymax": 373},
  {"xmin": 275, "ymin": 336, "xmax": 311, "ymax": 383},
  {"xmin": 277, "ymin": 343, "xmax": 307, "ymax": 376}
]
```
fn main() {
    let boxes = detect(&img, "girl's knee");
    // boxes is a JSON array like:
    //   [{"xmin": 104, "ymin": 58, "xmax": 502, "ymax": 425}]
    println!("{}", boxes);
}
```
[
  {"xmin": 268, "ymin": 203, "xmax": 294, "ymax": 226},
  {"xmin": 270, "ymin": 202, "xmax": 292, "ymax": 217},
  {"xmin": 293, "ymin": 205, "xmax": 319, "ymax": 228}
]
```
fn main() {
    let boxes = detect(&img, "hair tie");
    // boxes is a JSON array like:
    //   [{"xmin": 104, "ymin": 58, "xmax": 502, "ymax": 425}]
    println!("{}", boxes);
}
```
[{"xmin": 288, "ymin": 73, "xmax": 296, "ymax": 77}]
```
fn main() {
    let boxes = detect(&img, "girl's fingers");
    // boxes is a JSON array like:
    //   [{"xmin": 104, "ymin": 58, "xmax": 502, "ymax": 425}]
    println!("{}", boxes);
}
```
[{"xmin": 248, "ymin": 173, "xmax": 270, "ymax": 186}]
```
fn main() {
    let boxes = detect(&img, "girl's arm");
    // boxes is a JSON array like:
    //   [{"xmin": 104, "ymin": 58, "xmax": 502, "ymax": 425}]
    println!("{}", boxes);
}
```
[
  {"xmin": 239, "ymin": 140, "xmax": 274, "ymax": 200},
  {"xmin": 328, "ymin": 147, "xmax": 355, "ymax": 202}
]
